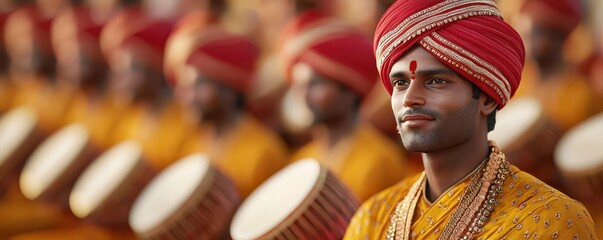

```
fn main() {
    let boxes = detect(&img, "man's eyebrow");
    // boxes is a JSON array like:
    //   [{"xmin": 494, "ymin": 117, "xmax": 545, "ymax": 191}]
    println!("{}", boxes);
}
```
[{"xmin": 389, "ymin": 68, "xmax": 457, "ymax": 80}]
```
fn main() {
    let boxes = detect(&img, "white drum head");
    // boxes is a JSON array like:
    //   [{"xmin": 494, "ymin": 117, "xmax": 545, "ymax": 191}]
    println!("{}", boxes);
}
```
[
  {"xmin": 488, "ymin": 97, "xmax": 542, "ymax": 148},
  {"xmin": 555, "ymin": 113, "xmax": 603, "ymax": 173},
  {"xmin": 129, "ymin": 153, "xmax": 211, "ymax": 233},
  {"xmin": 0, "ymin": 107, "xmax": 37, "ymax": 166},
  {"xmin": 20, "ymin": 123, "xmax": 88, "ymax": 200},
  {"xmin": 69, "ymin": 140, "xmax": 142, "ymax": 218},
  {"xmin": 230, "ymin": 158, "xmax": 322, "ymax": 239}
]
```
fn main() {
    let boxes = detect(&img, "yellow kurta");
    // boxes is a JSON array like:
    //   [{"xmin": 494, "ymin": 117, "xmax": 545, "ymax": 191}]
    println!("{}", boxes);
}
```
[
  {"xmin": 0, "ymin": 78, "xmax": 13, "ymax": 114},
  {"xmin": 207, "ymin": 114, "xmax": 289, "ymax": 198},
  {"xmin": 290, "ymin": 125, "xmax": 420, "ymax": 202},
  {"xmin": 344, "ymin": 165, "xmax": 599, "ymax": 239}
]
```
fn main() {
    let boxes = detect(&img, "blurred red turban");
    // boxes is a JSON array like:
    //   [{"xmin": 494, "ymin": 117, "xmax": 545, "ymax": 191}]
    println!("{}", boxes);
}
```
[
  {"xmin": 5, "ymin": 5, "xmax": 54, "ymax": 55},
  {"xmin": 374, "ymin": 0, "xmax": 525, "ymax": 109},
  {"xmin": 520, "ymin": 0, "xmax": 583, "ymax": 33},
  {"xmin": 164, "ymin": 10, "xmax": 216, "ymax": 84},
  {"xmin": 101, "ymin": 7, "xmax": 174, "ymax": 71},
  {"xmin": 183, "ymin": 27, "xmax": 259, "ymax": 93},
  {"xmin": 51, "ymin": 7, "xmax": 106, "ymax": 61},
  {"xmin": 281, "ymin": 10, "xmax": 378, "ymax": 98}
]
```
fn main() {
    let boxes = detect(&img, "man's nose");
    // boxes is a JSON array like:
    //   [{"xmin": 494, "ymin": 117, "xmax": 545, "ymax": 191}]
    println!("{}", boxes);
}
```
[{"xmin": 403, "ymin": 80, "xmax": 426, "ymax": 108}]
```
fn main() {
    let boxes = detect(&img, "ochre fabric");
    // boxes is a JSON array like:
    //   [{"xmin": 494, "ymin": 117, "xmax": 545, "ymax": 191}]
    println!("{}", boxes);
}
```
[
  {"xmin": 533, "ymin": 70, "xmax": 597, "ymax": 131},
  {"xmin": 373, "ymin": 0, "xmax": 525, "ymax": 109},
  {"xmin": 203, "ymin": 114, "xmax": 289, "ymax": 198},
  {"xmin": 111, "ymin": 101, "xmax": 210, "ymax": 170},
  {"xmin": 344, "ymin": 165, "xmax": 598, "ymax": 239},
  {"xmin": 290, "ymin": 125, "xmax": 420, "ymax": 202}
]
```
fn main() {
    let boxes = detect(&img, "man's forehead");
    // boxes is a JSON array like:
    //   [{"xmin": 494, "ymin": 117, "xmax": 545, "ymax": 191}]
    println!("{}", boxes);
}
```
[{"xmin": 390, "ymin": 47, "xmax": 449, "ymax": 73}]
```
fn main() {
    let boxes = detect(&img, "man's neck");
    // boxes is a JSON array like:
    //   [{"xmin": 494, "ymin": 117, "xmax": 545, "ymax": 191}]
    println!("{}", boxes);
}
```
[
  {"xmin": 210, "ymin": 110, "xmax": 241, "ymax": 138},
  {"xmin": 421, "ymin": 136, "xmax": 490, "ymax": 202}
]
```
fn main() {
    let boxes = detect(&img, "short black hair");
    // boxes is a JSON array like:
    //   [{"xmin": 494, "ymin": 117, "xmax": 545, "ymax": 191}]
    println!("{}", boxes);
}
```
[{"xmin": 471, "ymin": 84, "xmax": 496, "ymax": 132}]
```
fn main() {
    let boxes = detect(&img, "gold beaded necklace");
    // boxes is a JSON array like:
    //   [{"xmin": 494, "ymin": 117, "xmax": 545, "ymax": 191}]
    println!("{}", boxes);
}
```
[{"xmin": 386, "ymin": 142, "xmax": 510, "ymax": 240}]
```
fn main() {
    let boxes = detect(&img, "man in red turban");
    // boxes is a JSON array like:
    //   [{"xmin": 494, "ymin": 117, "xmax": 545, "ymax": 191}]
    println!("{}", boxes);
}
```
[
  {"xmin": 344, "ymin": 0, "xmax": 597, "ymax": 239},
  {"xmin": 283, "ymin": 10, "xmax": 420, "ymax": 202},
  {"xmin": 173, "ymin": 26, "xmax": 289, "ymax": 200}
]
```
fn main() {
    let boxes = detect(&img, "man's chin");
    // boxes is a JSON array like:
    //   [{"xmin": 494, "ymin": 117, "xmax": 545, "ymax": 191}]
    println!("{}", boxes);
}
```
[{"xmin": 401, "ymin": 138, "xmax": 433, "ymax": 153}]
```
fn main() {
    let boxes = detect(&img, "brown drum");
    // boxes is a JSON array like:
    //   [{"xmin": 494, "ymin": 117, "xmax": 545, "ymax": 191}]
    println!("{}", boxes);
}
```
[
  {"xmin": 129, "ymin": 153, "xmax": 240, "ymax": 240},
  {"xmin": 488, "ymin": 96, "xmax": 563, "ymax": 187},
  {"xmin": 19, "ymin": 123, "xmax": 98, "ymax": 206},
  {"xmin": 230, "ymin": 158, "xmax": 359, "ymax": 240},
  {"xmin": 555, "ymin": 112, "xmax": 603, "ymax": 203},
  {"xmin": 0, "ymin": 107, "xmax": 44, "ymax": 190},
  {"xmin": 69, "ymin": 140, "xmax": 155, "ymax": 227}
]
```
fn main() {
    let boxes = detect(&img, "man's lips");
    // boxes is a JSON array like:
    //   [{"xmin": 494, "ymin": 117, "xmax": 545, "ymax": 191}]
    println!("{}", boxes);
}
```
[
  {"xmin": 400, "ymin": 114, "xmax": 434, "ymax": 128},
  {"xmin": 401, "ymin": 114, "xmax": 435, "ymax": 122}
]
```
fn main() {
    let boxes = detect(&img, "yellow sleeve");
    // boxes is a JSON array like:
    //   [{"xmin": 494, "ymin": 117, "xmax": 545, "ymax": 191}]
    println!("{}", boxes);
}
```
[{"xmin": 500, "ymin": 196, "xmax": 599, "ymax": 239}]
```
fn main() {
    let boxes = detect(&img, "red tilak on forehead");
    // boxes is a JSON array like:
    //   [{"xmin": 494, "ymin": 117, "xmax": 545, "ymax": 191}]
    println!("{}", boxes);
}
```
[{"xmin": 410, "ymin": 60, "xmax": 417, "ymax": 80}]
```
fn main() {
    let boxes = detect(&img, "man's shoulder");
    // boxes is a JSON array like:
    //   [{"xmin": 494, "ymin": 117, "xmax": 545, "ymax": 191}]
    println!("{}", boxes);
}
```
[{"xmin": 490, "ymin": 165, "xmax": 598, "ymax": 239}]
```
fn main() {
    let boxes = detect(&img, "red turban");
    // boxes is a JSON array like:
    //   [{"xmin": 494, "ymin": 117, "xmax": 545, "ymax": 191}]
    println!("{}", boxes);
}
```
[
  {"xmin": 100, "ymin": 7, "xmax": 174, "ymax": 71},
  {"xmin": 281, "ymin": 10, "xmax": 378, "ymax": 98},
  {"xmin": 520, "ymin": 0, "xmax": 582, "ymax": 33},
  {"xmin": 374, "ymin": 0, "xmax": 525, "ymax": 109},
  {"xmin": 5, "ymin": 5, "xmax": 54, "ymax": 55},
  {"xmin": 164, "ymin": 10, "xmax": 217, "ymax": 84},
  {"xmin": 51, "ymin": 7, "xmax": 106, "ymax": 61},
  {"xmin": 183, "ymin": 27, "xmax": 259, "ymax": 93}
]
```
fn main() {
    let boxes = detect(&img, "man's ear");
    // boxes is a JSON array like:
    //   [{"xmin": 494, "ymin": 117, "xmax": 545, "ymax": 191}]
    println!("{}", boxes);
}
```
[{"xmin": 480, "ymin": 95, "xmax": 498, "ymax": 116}]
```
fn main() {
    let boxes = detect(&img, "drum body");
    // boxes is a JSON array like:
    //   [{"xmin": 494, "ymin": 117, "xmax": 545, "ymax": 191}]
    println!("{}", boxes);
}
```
[
  {"xmin": 129, "ymin": 153, "xmax": 240, "ymax": 240},
  {"xmin": 70, "ymin": 140, "xmax": 155, "ymax": 227},
  {"xmin": 488, "ymin": 97, "xmax": 563, "ymax": 186},
  {"xmin": 0, "ymin": 107, "xmax": 44, "ymax": 190},
  {"xmin": 230, "ymin": 158, "xmax": 359, "ymax": 240},
  {"xmin": 19, "ymin": 123, "xmax": 98, "ymax": 207},
  {"xmin": 555, "ymin": 112, "xmax": 603, "ymax": 204}
]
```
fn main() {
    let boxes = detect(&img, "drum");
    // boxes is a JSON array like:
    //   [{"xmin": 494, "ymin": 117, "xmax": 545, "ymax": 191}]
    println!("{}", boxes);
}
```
[
  {"xmin": 488, "ymin": 96, "xmax": 563, "ymax": 186},
  {"xmin": 19, "ymin": 123, "xmax": 98, "ymax": 206},
  {"xmin": 70, "ymin": 140, "xmax": 155, "ymax": 227},
  {"xmin": 129, "ymin": 153, "xmax": 240, "ymax": 240},
  {"xmin": 0, "ymin": 106, "xmax": 44, "ymax": 189},
  {"xmin": 230, "ymin": 158, "xmax": 359, "ymax": 240},
  {"xmin": 554, "ymin": 112, "xmax": 603, "ymax": 203}
]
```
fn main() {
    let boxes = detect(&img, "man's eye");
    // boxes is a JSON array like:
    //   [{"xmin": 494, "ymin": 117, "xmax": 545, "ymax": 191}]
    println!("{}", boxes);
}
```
[
  {"xmin": 393, "ymin": 79, "xmax": 409, "ymax": 87},
  {"xmin": 427, "ymin": 78, "xmax": 447, "ymax": 85}
]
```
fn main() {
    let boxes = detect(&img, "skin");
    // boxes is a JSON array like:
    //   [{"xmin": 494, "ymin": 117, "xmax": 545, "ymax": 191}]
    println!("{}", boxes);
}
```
[
  {"xmin": 294, "ymin": 63, "xmax": 359, "ymax": 148},
  {"xmin": 389, "ymin": 46, "xmax": 497, "ymax": 202},
  {"xmin": 175, "ymin": 65, "xmax": 240, "ymax": 136},
  {"xmin": 518, "ymin": 14, "xmax": 569, "ymax": 80},
  {"xmin": 108, "ymin": 48, "xmax": 167, "ymax": 108}
]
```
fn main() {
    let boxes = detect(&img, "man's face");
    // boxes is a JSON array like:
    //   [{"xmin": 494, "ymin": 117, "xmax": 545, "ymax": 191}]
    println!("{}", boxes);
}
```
[
  {"xmin": 175, "ymin": 65, "xmax": 222, "ymax": 123},
  {"xmin": 527, "ymin": 21, "xmax": 566, "ymax": 67},
  {"xmin": 109, "ymin": 48, "xmax": 164, "ymax": 103},
  {"xmin": 389, "ymin": 47, "xmax": 480, "ymax": 152},
  {"xmin": 293, "ymin": 63, "xmax": 354, "ymax": 125}
]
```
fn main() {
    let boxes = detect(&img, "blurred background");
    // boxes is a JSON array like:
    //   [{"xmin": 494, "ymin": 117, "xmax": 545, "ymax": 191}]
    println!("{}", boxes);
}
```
[{"xmin": 0, "ymin": 0, "xmax": 602, "ymax": 239}]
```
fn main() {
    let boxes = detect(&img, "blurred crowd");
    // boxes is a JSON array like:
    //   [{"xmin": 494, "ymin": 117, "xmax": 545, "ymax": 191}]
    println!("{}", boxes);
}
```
[{"xmin": 0, "ymin": 0, "xmax": 601, "ymax": 238}]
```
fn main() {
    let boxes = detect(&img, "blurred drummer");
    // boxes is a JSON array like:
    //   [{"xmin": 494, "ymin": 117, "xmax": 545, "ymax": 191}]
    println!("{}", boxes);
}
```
[
  {"xmin": 4, "ymin": 0, "xmax": 71, "ymax": 134},
  {"xmin": 282, "ymin": 11, "xmax": 418, "ymax": 202},
  {"xmin": 77, "ymin": 6, "xmax": 176, "ymax": 151},
  {"xmin": 515, "ymin": 0, "xmax": 597, "ymax": 130},
  {"xmin": 0, "ymin": 0, "xmax": 22, "ymax": 114},
  {"xmin": 174, "ymin": 26, "xmax": 289, "ymax": 198}
]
